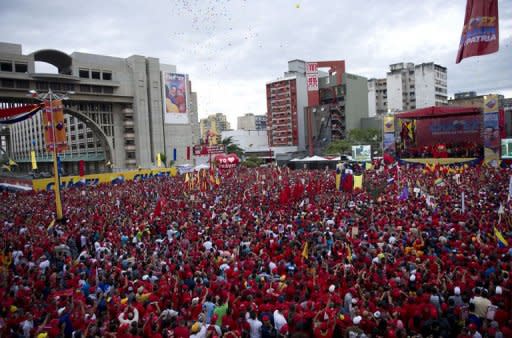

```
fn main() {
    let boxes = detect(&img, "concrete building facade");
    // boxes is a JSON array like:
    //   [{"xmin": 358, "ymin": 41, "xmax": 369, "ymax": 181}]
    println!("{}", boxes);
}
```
[
  {"xmin": 370, "ymin": 62, "xmax": 448, "ymax": 114},
  {"xmin": 0, "ymin": 42, "xmax": 199, "ymax": 173},
  {"xmin": 199, "ymin": 113, "xmax": 231, "ymax": 143},
  {"xmin": 367, "ymin": 78, "xmax": 387, "ymax": 117}
]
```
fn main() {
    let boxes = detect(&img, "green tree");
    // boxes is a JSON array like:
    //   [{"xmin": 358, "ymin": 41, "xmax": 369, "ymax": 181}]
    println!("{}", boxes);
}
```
[
  {"xmin": 242, "ymin": 156, "xmax": 263, "ymax": 168},
  {"xmin": 159, "ymin": 152, "xmax": 167, "ymax": 167},
  {"xmin": 324, "ymin": 128, "xmax": 382, "ymax": 156},
  {"xmin": 324, "ymin": 139, "xmax": 352, "ymax": 155},
  {"xmin": 221, "ymin": 136, "xmax": 244, "ymax": 158}
]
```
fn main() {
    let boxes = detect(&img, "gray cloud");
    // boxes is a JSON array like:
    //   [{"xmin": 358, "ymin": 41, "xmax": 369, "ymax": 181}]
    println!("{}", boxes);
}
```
[{"xmin": 1, "ymin": 0, "xmax": 510, "ymax": 126}]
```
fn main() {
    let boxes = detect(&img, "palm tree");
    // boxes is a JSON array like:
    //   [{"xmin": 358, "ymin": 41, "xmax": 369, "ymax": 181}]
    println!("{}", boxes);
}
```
[{"xmin": 221, "ymin": 136, "xmax": 244, "ymax": 158}]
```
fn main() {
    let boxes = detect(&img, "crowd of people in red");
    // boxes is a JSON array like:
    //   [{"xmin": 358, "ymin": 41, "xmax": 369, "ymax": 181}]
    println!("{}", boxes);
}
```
[{"xmin": 0, "ymin": 163, "xmax": 511, "ymax": 338}]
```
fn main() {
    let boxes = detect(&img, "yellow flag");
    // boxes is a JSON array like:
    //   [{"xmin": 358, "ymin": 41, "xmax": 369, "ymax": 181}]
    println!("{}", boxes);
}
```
[
  {"xmin": 47, "ymin": 219, "xmax": 55, "ymax": 230},
  {"xmin": 301, "ymin": 242, "xmax": 309, "ymax": 259},
  {"xmin": 31, "ymin": 151, "xmax": 38, "ymax": 170},
  {"xmin": 156, "ymin": 153, "xmax": 162, "ymax": 167},
  {"xmin": 346, "ymin": 244, "xmax": 352, "ymax": 262},
  {"xmin": 185, "ymin": 173, "xmax": 190, "ymax": 183},
  {"xmin": 365, "ymin": 162, "xmax": 373, "ymax": 170},
  {"xmin": 8, "ymin": 159, "xmax": 17, "ymax": 166},
  {"xmin": 495, "ymin": 227, "xmax": 509, "ymax": 247},
  {"xmin": 335, "ymin": 173, "xmax": 341, "ymax": 191},
  {"xmin": 353, "ymin": 174, "xmax": 363, "ymax": 190},
  {"xmin": 2, "ymin": 164, "xmax": 11, "ymax": 171},
  {"xmin": 216, "ymin": 176, "xmax": 220, "ymax": 185}
]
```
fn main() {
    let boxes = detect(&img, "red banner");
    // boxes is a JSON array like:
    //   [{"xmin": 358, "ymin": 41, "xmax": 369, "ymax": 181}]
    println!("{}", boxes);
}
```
[
  {"xmin": 456, "ymin": 0, "xmax": 499, "ymax": 64},
  {"xmin": 79, "ymin": 160, "xmax": 85, "ymax": 177},
  {"xmin": 214, "ymin": 153, "xmax": 240, "ymax": 170},
  {"xmin": 42, "ymin": 100, "xmax": 68, "ymax": 153}
]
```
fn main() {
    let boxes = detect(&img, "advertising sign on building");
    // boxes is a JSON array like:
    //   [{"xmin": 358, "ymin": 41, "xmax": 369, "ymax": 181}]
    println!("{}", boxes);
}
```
[
  {"xmin": 162, "ymin": 72, "xmax": 189, "ymax": 124},
  {"xmin": 306, "ymin": 62, "xmax": 319, "ymax": 92},
  {"xmin": 193, "ymin": 144, "xmax": 226, "ymax": 156},
  {"xmin": 483, "ymin": 94, "xmax": 500, "ymax": 164}
]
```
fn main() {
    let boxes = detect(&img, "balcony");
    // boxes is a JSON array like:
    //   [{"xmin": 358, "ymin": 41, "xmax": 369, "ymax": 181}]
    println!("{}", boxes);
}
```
[
  {"xmin": 124, "ymin": 144, "xmax": 136, "ymax": 151},
  {"xmin": 124, "ymin": 132, "xmax": 135, "ymax": 139},
  {"xmin": 123, "ymin": 120, "xmax": 134, "ymax": 127}
]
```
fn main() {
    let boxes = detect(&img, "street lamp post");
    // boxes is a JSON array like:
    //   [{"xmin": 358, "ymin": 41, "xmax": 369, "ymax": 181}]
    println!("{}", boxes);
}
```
[{"xmin": 30, "ymin": 89, "xmax": 73, "ymax": 221}]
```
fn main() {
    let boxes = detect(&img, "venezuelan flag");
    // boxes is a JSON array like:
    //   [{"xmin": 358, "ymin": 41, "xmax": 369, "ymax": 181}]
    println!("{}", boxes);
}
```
[{"xmin": 494, "ymin": 227, "xmax": 509, "ymax": 248}]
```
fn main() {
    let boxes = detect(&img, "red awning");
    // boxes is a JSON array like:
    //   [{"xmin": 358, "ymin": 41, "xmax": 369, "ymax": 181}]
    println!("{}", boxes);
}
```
[{"xmin": 395, "ymin": 106, "xmax": 481, "ymax": 119}]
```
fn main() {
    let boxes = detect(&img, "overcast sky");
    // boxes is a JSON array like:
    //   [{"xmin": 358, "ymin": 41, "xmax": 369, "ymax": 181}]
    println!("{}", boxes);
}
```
[{"xmin": 1, "ymin": 0, "xmax": 511, "ymax": 127}]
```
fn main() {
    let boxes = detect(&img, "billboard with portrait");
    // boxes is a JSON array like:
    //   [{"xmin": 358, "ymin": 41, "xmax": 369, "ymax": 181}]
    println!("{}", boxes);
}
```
[
  {"xmin": 162, "ymin": 72, "xmax": 189, "ymax": 124},
  {"xmin": 352, "ymin": 145, "xmax": 371, "ymax": 162}
]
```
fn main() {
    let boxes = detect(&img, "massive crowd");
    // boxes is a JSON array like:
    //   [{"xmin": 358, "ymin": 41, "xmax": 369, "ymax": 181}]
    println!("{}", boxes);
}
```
[{"xmin": 0, "ymin": 163, "xmax": 511, "ymax": 338}]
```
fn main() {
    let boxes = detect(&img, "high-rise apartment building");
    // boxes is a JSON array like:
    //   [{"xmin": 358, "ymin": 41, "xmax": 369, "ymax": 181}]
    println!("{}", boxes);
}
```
[
  {"xmin": 199, "ymin": 113, "xmax": 231, "ymax": 143},
  {"xmin": 0, "ymin": 42, "xmax": 199, "ymax": 173},
  {"xmin": 367, "ymin": 78, "xmax": 387, "ymax": 117},
  {"xmin": 254, "ymin": 115, "xmax": 267, "ymax": 131},
  {"xmin": 369, "ymin": 62, "xmax": 447, "ymax": 114}
]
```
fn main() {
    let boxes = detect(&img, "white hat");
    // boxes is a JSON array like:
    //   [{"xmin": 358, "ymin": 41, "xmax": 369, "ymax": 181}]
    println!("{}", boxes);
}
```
[
  {"xmin": 374, "ymin": 311, "xmax": 381, "ymax": 319},
  {"xmin": 495, "ymin": 286, "xmax": 502, "ymax": 295},
  {"xmin": 57, "ymin": 307, "xmax": 66, "ymax": 316},
  {"xmin": 454, "ymin": 286, "xmax": 461, "ymax": 295},
  {"xmin": 410, "ymin": 274, "xmax": 416, "ymax": 282},
  {"xmin": 351, "ymin": 298, "xmax": 358, "ymax": 304},
  {"xmin": 328, "ymin": 285, "xmax": 335, "ymax": 293},
  {"xmin": 353, "ymin": 316, "xmax": 362, "ymax": 325}
]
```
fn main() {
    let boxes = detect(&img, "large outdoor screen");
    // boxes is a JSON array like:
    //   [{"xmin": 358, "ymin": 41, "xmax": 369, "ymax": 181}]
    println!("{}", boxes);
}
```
[
  {"xmin": 352, "ymin": 145, "xmax": 371, "ymax": 162},
  {"xmin": 502, "ymin": 138, "xmax": 512, "ymax": 159}
]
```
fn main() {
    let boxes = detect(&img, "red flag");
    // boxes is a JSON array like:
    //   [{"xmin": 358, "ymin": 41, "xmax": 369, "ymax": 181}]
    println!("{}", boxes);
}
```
[
  {"xmin": 456, "ymin": 0, "xmax": 499, "ymax": 63},
  {"xmin": 79, "ymin": 160, "xmax": 85, "ymax": 177}
]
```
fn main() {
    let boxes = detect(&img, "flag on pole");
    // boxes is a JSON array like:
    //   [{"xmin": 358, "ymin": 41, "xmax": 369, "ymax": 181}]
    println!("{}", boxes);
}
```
[
  {"xmin": 8, "ymin": 159, "xmax": 17, "ymax": 166},
  {"xmin": 353, "ymin": 174, "xmax": 363, "ymax": 190},
  {"xmin": 31, "ymin": 151, "xmax": 38, "ymax": 170},
  {"xmin": 301, "ymin": 242, "xmax": 309, "ymax": 259},
  {"xmin": 494, "ymin": 227, "xmax": 509, "ymax": 248},
  {"xmin": 456, "ymin": 0, "xmax": 499, "ymax": 64},
  {"xmin": 2, "ymin": 164, "xmax": 11, "ymax": 171},
  {"xmin": 346, "ymin": 244, "xmax": 352, "ymax": 263},
  {"xmin": 461, "ymin": 191, "xmax": 465, "ymax": 213},
  {"xmin": 508, "ymin": 176, "xmax": 512, "ymax": 202},
  {"xmin": 157, "ymin": 153, "xmax": 162, "ymax": 167},
  {"xmin": 399, "ymin": 186, "xmax": 409, "ymax": 201},
  {"xmin": 47, "ymin": 219, "xmax": 55, "ymax": 230},
  {"xmin": 335, "ymin": 165, "xmax": 341, "ymax": 191},
  {"xmin": 365, "ymin": 162, "xmax": 373, "ymax": 170}
]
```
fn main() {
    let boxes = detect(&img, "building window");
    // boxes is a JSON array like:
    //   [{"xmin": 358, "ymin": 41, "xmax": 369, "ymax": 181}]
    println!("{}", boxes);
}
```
[
  {"xmin": 91, "ymin": 70, "xmax": 100, "ymax": 80},
  {"xmin": 92, "ymin": 86, "xmax": 102, "ymax": 93},
  {"xmin": 102, "ymin": 72, "xmax": 112, "ymax": 80},
  {"xmin": 15, "ymin": 80, "xmax": 29, "ymax": 89},
  {"xmin": 126, "ymin": 152, "xmax": 136, "ymax": 159},
  {"xmin": 79, "ymin": 85, "xmax": 91, "ymax": 93},
  {"xmin": 103, "ymin": 87, "xmax": 113, "ymax": 94},
  {"xmin": 79, "ymin": 69, "xmax": 89, "ymax": 78},
  {"xmin": 1, "ymin": 79, "xmax": 14, "ymax": 88},
  {"xmin": 14, "ymin": 63, "xmax": 28, "ymax": 73},
  {"xmin": 0, "ymin": 61, "xmax": 12, "ymax": 72}
]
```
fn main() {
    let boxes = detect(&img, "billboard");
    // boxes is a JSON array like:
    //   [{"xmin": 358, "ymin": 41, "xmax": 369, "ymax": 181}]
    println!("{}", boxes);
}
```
[
  {"xmin": 383, "ymin": 116, "xmax": 395, "ymax": 133},
  {"xmin": 483, "ymin": 94, "xmax": 500, "ymax": 163},
  {"xmin": 162, "ymin": 72, "xmax": 189, "ymax": 124},
  {"xmin": 306, "ymin": 62, "xmax": 319, "ymax": 91},
  {"xmin": 193, "ymin": 144, "xmax": 226, "ymax": 156},
  {"xmin": 352, "ymin": 145, "xmax": 371, "ymax": 162},
  {"xmin": 42, "ymin": 99, "xmax": 67, "ymax": 153},
  {"xmin": 502, "ymin": 139, "xmax": 512, "ymax": 159},
  {"xmin": 414, "ymin": 115, "xmax": 481, "ymax": 147}
]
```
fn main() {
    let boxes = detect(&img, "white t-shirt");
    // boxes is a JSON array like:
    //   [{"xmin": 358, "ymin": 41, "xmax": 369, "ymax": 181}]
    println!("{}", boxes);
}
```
[
  {"xmin": 246, "ymin": 317, "xmax": 262, "ymax": 338},
  {"xmin": 273, "ymin": 310, "xmax": 287, "ymax": 332}
]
